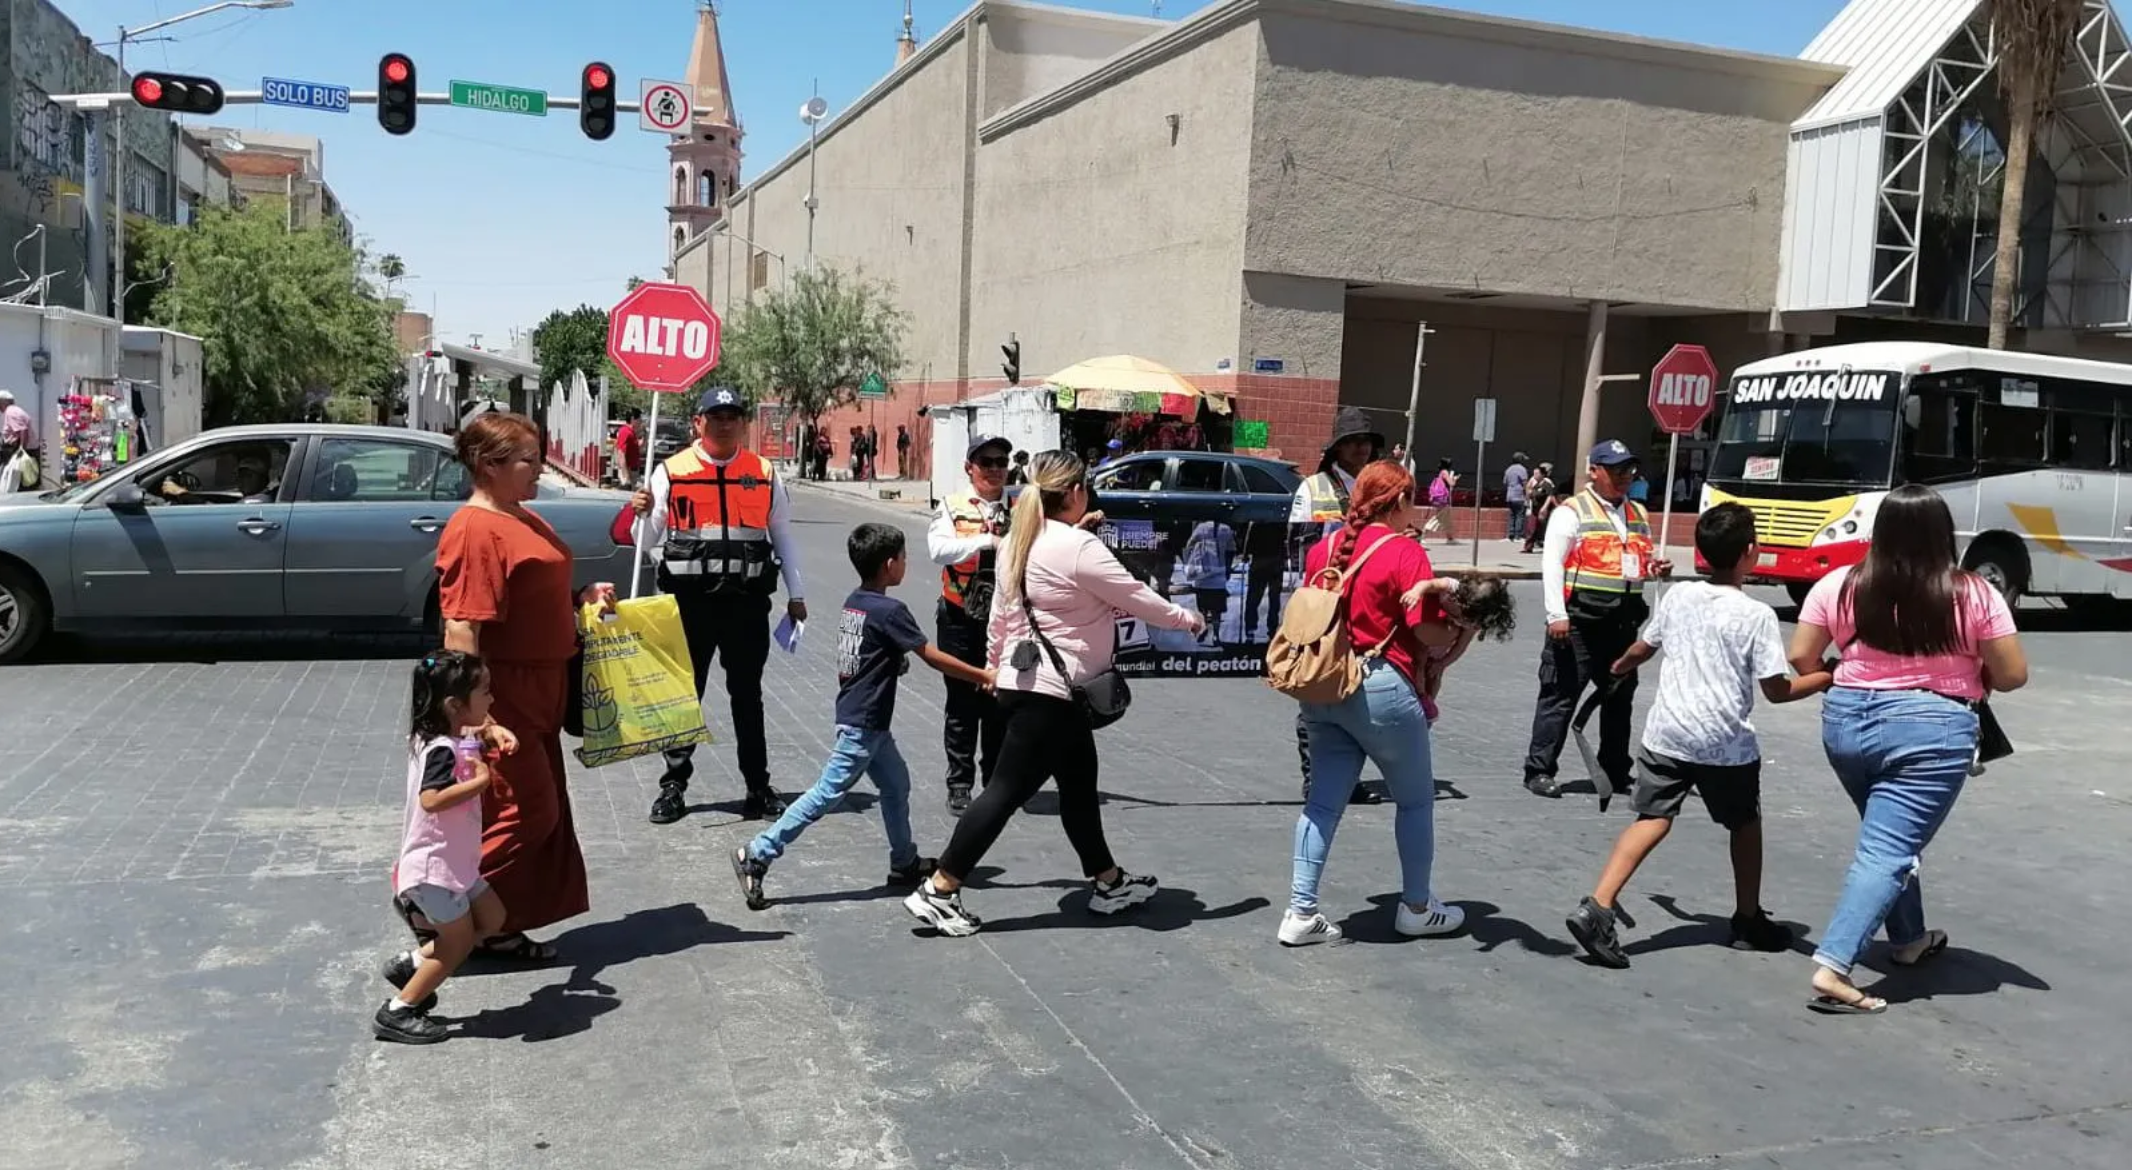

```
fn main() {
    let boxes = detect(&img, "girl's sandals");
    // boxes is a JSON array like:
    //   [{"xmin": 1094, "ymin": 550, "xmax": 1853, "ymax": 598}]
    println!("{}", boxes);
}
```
[
  {"xmin": 1808, "ymin": 969, "xmax": 1887, "ymax": 1015},
  {"xmin": 1890, "ymin": 929, "xmax": 1949, "ymax": 967},
  {"xmin": 473, "ymin": 931, "xmax": 558, "ymax": 963}
]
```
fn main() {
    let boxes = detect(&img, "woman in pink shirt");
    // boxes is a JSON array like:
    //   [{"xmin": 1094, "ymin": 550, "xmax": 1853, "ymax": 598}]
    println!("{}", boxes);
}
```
[
  {"xmin": 1788, "ymin": 485, "xmax": 2028, "ymax": 1014},
  {"xmin": 904, "ymin": 451, "xmax": 1204, "ymax": 937}
]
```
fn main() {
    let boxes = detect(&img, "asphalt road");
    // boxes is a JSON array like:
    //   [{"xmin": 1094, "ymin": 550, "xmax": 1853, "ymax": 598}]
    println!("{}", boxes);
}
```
[{"xmin": 1, "ymin": 486, "xmax": 2127, "ymax": 1170}]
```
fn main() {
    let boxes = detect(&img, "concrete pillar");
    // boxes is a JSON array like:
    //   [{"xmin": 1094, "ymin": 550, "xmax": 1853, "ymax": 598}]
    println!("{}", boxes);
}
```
[{"xmin": 1573, "ymin": 299, "xmax": 1607, "ymax": 477}]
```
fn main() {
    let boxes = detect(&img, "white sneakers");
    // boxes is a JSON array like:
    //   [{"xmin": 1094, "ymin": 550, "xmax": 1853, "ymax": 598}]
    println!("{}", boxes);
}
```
[
  {"xmin": 1394, "ymin": 898, "xmax": 1466, "ymax": 937},
  {"xmin": 1279, "ymin": 910, "xmax": 1343, "ymax": 946},
  {"xmin": 1277, "ymin": 899, "xmax": 1467, "ymax": 946}
]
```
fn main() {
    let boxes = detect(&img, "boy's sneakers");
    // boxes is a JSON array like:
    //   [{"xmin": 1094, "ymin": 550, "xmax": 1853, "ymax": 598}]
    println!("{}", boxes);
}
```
[
  {"xmin": 1729, "ymin": 907, "xmax": 1793, "ymax": 953},
  {"xmin": 372, "ymin": 1000, "xmax": 447, "ymax": 1045},
  {"xmin": 732, "ymin": 847, "xmax": 769, "ymax": 912},
  {"xmin": 1089, "ymin": 871, "xmax": 1159, "ymax": 915},
  {"xmin": 945, "ymin": 785, "xmax": 972, "ymax": 816},
  {"xmin": 1278, "ymin": 910, "xmax": 1343, "ymax": 947},
  {"xmin": 886, "ymin": 855, "xmax": 938, "ymax": 888},
  {"xmin": 648, "ymin": 785, "xmax": 688, "ymax": 825},
  {"xmin": 1567, "ymin": 896, "xmax": 1630, "ymax": 968},
  {"xmin": 378, "ymin": 951, "xmax": 438, "ymax": 1012},
  {"xmin": 904, "ymin": 878, "xmax": 982, "ymax": 937},
  {"xmin": 1394, "ymin": 898, "xmax": 1467, "ymax": 937}
]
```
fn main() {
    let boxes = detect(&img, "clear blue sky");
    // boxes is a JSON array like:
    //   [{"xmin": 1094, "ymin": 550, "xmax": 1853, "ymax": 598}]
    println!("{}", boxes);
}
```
[{"xmin": 48, "ymin": 0, "xmax": 2134, "ymax": 348}]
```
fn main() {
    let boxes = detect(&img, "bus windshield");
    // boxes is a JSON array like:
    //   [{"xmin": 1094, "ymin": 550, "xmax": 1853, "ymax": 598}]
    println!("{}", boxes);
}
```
[{"xmin": 1709, "ymin": 369, "xmax": 1903, "ymax": 487}]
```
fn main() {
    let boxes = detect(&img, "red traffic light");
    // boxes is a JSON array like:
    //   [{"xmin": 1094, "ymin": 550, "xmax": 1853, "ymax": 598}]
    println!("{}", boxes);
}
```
[
  {"xmin": 585, "ymin": 65, "xmax": 610, "ymax": 90},
  {"xmin": 383, "ymin": 57, "xmax": 410, "ymax": 85},
  {"xmin": 132, "ymin": 77, "xmax": 163, "ymax": 105},
  {"xmin": 129, "ymin": 71, "xmax": 224, "ymax": 115}
]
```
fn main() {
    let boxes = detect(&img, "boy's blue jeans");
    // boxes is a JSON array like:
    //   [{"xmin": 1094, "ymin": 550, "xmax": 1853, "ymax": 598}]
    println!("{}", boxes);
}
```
[
  {"xmin": 1812, "ymin": 687, "xmax": 1977, "ymax": 977},
  {"xmin": 1293, "ymin": 660, "xmax": 1438, "ymax": 915},
  {"xmin": 748, "ymin": 726, "xmax": 918, "ymax": 869}
]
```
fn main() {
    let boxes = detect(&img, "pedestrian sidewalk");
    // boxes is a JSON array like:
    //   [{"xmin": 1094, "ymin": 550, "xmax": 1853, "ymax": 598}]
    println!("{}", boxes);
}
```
[{"xmin": 785, "ymin": 473, "xmax": 932, "ymax": 513}]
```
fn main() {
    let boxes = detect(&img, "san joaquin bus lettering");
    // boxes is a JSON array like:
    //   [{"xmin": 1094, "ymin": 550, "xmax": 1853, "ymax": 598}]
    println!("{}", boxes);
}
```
[{"xmin": 1729, "ymin": 371, "xmax": 1897, "ymax": 405}]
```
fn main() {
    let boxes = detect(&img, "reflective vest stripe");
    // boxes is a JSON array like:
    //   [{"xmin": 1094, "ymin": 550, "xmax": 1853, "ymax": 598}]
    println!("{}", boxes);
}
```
[
  {"xmin": 670, "ymin": 525, "xmax": 771, "ymax": 541},
  {"xmin": 1304, "ymin": 472, "xmax": 1347, "ymax": 523},
  {"xmin": 939, "ymin": 492, "xmax": 998, "ymax": 607},
  {"xmin": 1562, "ymin": 490, "xmax": 1654, "ymax": 599}
]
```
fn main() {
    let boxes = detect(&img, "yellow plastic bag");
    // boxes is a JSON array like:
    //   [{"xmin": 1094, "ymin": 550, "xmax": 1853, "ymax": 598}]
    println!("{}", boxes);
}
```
[{"xmin": 572, "ymin": 596, "xmax": 712, "ymax": 768}]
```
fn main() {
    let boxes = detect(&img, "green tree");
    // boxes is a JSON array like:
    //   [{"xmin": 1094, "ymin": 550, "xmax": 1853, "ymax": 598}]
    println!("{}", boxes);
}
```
[
  {"xmin": 377, "ymin": 252, "xmax": 407, "ymax": 297},
  {"xmin": 531, "ymin": 304, "xmax": 610, "ymax": 394},
  {"xmin": 1984, "ymin": 0, "xmax": 2083, "ymax": 349},
  {"xmin": 719, "ymin": 265, "xmax": 907, "ymax": 427},
  {"xmin": 132, "ymin": 202, "xmax": 399, "ymax": 427}
]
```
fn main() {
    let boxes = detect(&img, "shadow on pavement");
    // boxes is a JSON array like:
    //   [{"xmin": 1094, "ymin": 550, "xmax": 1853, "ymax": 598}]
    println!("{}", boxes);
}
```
[
  {"xmin": 35, "ymin": 630, "xmax": 428, "ymax": 664},
  {"xmin": 1332, "ymin": 895, "xmax": 1574, "ymax": 955},
  {"xmin": 1859, "ymin": 946, "xmax": 2052, "ymax": 1004},
  {"xmin": 453, "ymin": 904, "xmax": 788, "ymax": 1041},
  {"xmin": 959, "ymin": 886, "xmax": 1270, "ymax": 935},
  {"xmin": 1618, "ymin": 893, "xmax": 1816, "ymax": 961}
]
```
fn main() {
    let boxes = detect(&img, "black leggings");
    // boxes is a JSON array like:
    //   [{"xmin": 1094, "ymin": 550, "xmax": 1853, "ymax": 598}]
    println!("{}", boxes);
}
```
[{"xmin": 936, "ymin": 691, "xmax": 1115, "ymax": 882}]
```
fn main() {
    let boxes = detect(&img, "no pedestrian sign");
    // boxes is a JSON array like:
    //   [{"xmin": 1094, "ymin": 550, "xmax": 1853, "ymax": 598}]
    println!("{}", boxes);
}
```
[{"xmin": 608, "ymin": 282, "xmax": 722, "ymax": 391}]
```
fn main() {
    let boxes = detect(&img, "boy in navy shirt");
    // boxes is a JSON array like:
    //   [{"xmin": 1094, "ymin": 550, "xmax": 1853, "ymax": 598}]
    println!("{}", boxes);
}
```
[{"xmin": 733, "ymin": 523, "xmax": 994, "ymax": 909}]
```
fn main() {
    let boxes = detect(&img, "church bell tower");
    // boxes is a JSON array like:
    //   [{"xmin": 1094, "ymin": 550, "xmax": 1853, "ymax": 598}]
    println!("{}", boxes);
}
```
[{"xmin": 668, "ymin": 1, "xmax": 742, "ymax": 263}]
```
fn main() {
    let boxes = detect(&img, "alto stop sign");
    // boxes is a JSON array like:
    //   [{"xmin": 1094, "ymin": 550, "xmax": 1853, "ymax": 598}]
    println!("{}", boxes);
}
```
[
  {"xmin": 1648, "ymin": 343, "xmax": 1719, "ymax": 435},
  {"xmin": 607, "ymin": 282, "xmax": 722, "ymax": 391}
]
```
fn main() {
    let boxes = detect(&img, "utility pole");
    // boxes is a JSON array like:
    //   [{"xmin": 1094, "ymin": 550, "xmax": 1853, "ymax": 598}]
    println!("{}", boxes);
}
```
[
  {"xmin": 800, "ymin": 85, "xmax": 826, "ymax": 271},
  {"xmin": 1402, "ymin": 321, "xmax": 1433, "ymax": 463}
]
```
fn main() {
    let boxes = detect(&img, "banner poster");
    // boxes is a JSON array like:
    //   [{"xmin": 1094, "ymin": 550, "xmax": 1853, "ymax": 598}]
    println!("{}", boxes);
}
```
[{"xmin": 1094, "ymin": 513, "xmax": 1303, "ymax": 679}]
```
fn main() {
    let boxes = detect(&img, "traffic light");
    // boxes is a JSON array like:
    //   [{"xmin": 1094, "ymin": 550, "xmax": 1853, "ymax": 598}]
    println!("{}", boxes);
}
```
[
  {"xmin": 130, "ymin": 72, "xmax": 224, "ymax": 115},
  {"xmin": 1001, "ymin": 338, "xmax": 1021, "ymax": 385},
  {"xmin": 580, "ymin": 61, "xmax": 616, "ymax": 140},
  {"xmin": 378, "ymin": 53, "xmax": 416, "ymax": 136}
]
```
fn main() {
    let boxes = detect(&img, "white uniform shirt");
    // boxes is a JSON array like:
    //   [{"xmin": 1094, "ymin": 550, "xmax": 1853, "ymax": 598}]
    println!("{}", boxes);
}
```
[
  {"xmin": 1287, "ymin": 464, "xmax": 1359, "ymax": 542},
  {"xmin": 630, "ymin": 445, "xmax": 806, "ymax": 600},
  {"xmin": 926, "ymin": 489, "xmax": 1009, "ymax": 567}
]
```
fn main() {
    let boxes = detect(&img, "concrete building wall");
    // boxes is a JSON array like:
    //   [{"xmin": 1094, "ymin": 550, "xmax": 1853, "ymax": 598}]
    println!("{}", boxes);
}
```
[
  {"xmin": 1242, "ymin": 3, "xmax": 1839, "ymax": 312},
  {"xmin": 979, "ymin": 4, "xmax": 1164, "ymax": 118},
  {"xmin": 969, "ymin": 21, "xmax": 1257, "ymax": 397}
]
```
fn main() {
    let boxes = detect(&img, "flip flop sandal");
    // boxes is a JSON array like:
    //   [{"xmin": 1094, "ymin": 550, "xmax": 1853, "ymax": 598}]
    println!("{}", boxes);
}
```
[
  {"xmin": 1891, "ymin": 930, "xmax": 1949, "ymax": 967},
  {"xmin": 1807, "ymin": 993, "xmax": 1888, "ymax": 1015},
  {"xmin": 472, "ymin": 931, "xmax": 559, "ymax": 963}
]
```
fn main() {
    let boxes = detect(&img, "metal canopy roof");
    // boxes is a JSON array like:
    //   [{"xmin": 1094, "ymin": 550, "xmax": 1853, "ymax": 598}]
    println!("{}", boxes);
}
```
[
  {"xmin": 436, "ymin": 341, "xmax": 539, "ymax": 381},
  {"xmin": 1795, "ymin": 0, "xmax": 1980, "ymax": 132}
]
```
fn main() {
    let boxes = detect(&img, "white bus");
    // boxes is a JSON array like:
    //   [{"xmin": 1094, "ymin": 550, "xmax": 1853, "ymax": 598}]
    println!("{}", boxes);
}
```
[{"xmin": 1701, "ymin": 341, "xmax": 2133, "ymax": 606}]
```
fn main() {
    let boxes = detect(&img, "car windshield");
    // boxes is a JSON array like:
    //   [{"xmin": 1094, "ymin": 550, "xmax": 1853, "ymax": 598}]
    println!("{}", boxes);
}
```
[
  {"xmin": 38, "ymin": 465, "xmax": 123, "ymax": 503},
  {"xmin": 1709, "ymin": 370, "xmax": 1902, "ymax": 487}
]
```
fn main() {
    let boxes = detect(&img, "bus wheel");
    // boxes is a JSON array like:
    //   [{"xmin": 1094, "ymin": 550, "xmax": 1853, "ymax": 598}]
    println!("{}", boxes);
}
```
[
  {"xmin": 1963, "ymin": 538, "xmax": 2028, "ymax": 606},
  {"xmin": 1783, "ymin": 581, "xmax": 1812, "ymax": 608}
]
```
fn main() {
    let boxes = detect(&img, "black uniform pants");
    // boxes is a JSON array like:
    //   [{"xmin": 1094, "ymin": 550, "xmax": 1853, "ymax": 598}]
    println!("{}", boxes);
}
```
[
  {"xmin": 1523, "ymin": 615, "xmax": 1642, "ymax": 786},
  {"xmin": 937, "ymin": 601, "xmax": 1004, "ymax": 793},
  {"xmin": 660, "ymin": 588, "xmax": 774, "ymax": 793}
]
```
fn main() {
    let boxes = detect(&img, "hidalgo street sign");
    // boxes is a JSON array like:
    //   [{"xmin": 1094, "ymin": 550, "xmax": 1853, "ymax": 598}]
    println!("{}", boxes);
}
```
[
  {"xmin": 1648, "ymin": 343, "xmax": 1719, "ymax": 436},
  {"xmin": 607, "ymin": 282, "xmax": 722, "ymax": 391}
]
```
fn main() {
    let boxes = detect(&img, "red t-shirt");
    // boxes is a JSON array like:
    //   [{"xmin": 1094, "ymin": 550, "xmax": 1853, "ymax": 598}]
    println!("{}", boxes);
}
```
[{"xmin": 1305, "ymin": 525, "xmax": 1443, "ymax": 686}]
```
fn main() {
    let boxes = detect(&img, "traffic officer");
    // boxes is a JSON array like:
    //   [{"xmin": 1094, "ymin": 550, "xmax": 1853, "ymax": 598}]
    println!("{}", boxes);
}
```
[
  {"xmin": 926, "ymin": 433, "xmax": 1014, "ymax": 815},
  {"xmin": 1286, "ymin": 405, "xmax": 1386, "ymax": 805},
  {"xmin": 630, "ymin": 386, "xmax": 808, "ymax": 824},
  {"xmin": 1522, "ymin": 439, "xmax": 1671, "ymax": 799}
]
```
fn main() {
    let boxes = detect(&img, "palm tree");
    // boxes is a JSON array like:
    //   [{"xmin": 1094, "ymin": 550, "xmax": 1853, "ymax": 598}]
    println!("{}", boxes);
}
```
[
  {"xmin": 1984, "ymin": 0, "xmax": 2084, "ymax": 349},
  {"xmin": 378, "ymin": 253, "xmax": 407, "ymax": 298}
]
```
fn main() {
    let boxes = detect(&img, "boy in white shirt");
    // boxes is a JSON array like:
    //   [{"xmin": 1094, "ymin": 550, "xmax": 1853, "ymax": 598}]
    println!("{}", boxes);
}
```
[{"xmin": 1565, "ymin": 503, "xmax": 1831, "ymax": 968}]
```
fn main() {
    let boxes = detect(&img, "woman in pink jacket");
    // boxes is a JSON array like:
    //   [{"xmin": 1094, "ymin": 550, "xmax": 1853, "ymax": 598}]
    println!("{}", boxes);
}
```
[{"xmin": 904, "ymin": 450, "xmax": 1204, "ymax": 937}]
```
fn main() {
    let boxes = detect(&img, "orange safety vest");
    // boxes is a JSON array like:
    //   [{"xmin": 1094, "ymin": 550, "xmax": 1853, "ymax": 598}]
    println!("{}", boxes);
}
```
[
  {"xmin": 1562, "ymin": 488, "xmax": 1655, "ymax": 605},
  {"xmin": 939, "ymin": 490, "xmax": 1005, "ymax": 609},
  {"xmin": 658, "ymin": 445, "xmax": 779, "ymax": 594}
]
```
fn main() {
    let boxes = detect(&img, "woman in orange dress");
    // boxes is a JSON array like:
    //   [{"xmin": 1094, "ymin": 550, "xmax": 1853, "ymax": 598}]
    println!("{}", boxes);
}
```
[{"xmin": 434, "ymin": 412, "xmax": 613, "ymax": 959}]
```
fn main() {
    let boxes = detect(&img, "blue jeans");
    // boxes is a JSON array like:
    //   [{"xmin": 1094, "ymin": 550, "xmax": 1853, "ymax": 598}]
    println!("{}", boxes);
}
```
[
  {"xmin": 1292, "ymin": 661, "xmax": 1438, "ymax": 914},
  {"xmin": 1506, "ymin": 502, "xmax": 1526, "ymax": 540},
  {"xmin": 749, "ymin": 726, "xmax": 918, "ymax": 869},
  {"xmin": 1812, "ymin": 688, "xmax": 1977, "ymax": 976}
]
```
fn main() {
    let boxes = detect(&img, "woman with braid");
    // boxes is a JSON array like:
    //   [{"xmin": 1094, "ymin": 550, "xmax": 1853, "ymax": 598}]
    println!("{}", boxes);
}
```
[{"xmin": 1279, "ymin": 460, "xmax": 1467, "ymax": 947}]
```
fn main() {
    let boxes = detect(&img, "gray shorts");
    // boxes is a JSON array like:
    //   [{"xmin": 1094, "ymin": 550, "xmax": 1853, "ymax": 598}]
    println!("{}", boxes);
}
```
[{"xmin": 398, "ymin": 879, "xmax": 490, "ymax": 926}]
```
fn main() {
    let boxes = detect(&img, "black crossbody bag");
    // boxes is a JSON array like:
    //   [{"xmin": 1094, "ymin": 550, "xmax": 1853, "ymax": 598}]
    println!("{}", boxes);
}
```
[{"xmin": 1018, "ymin": 577, "xmax": 1132, "ymax": 730}]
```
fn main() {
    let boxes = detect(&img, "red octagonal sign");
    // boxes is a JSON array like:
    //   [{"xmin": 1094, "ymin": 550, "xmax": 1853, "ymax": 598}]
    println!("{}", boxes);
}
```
[
  {"xmin": 1648, "ymin": 343, "xmax": 1718, "ymax": 436},
  {"xmin": 607, "ymin": 282, "xmax": 722, "ymax": 392}
]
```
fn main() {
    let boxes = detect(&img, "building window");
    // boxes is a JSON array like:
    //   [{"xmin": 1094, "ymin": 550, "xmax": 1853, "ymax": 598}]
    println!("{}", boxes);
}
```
[
  {"xmin": 698, "ymin": 173, "xmax": 717, "ymax": 208},
  {"xmin": 129, "ymin": 163, "xmax": 167, "ymax": 217},
  {"xmin": 750, "ymin": 250, "xmax": 768, "ymax": 291},
  {"xmin": 673, "ymin": 226, "xmax": 687, "ymax": 256},
  {"xmin": 673, "ymin": 166, "xmax": 688, "ymax": 206},
  {"xmin": 15, "ymin": 84, "xmax": 65, "ymax": 173}
]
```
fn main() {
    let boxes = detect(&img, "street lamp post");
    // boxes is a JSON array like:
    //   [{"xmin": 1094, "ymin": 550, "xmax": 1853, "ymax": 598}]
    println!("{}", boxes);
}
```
[
  {"xmin": 110, "ymin": 0, "xmax": 292, "ymax": 324},
  {"xmin": 799, "ymin": 93, "xmax": 827, "ymax": 270}
]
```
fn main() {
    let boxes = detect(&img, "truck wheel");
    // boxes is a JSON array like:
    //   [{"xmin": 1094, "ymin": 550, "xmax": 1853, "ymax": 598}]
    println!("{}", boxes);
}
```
[
  {"xmin": 0, "ymin": 562, "xmax": 51, "ymax": 664},
  {"xmin": 1784, "ymin": 581, "xmax": 1812, "ymax": 608},
  {"xmin": 1963, "ymin": 537, "xmax": 2028, "ymax": 606}
]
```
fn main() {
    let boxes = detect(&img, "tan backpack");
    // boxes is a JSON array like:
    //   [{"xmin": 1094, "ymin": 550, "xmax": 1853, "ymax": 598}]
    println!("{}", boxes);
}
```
[{"xmin": 1265, "ymin": 534, "xmax": 1400, "ymax": 703}]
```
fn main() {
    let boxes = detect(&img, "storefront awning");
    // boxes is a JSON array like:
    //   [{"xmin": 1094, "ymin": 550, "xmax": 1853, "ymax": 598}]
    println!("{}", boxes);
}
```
[{"xmin": 1041, "ymin": 355, "xmax": 1232, "ymax": 416}]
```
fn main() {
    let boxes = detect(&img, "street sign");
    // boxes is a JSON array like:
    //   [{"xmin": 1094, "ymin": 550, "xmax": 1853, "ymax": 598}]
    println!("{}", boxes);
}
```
[
  {"xmin": 1472, "ymin": 397, "xmax": 1498, "ymax": 443},
  {"xmin": 261, "ymin": 76, "xmax": 350, "ymax": 114},
  {"xmin": 858, "ymin": 372, "xmax": 889, "ymax": 400},
  {"xmin": 1648, "ymin": 343, "xmax": 1718, "ymax": 435},
  {"xmin": 448, "ymin": 79, "xmax": 548, "ymax": 117},
  {"xmin": 607, "ymin": 282, "xmax": 721, "ymax": 391},
  {"xmin": 640, "ymin": 79, "xmax": 690, "ymax": 133}
]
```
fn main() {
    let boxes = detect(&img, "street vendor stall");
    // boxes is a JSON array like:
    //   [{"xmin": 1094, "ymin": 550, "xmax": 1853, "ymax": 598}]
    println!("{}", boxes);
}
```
[{"xmin": 1040, "ymin": 355, "xmax": 1233, "ymax": 460}]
